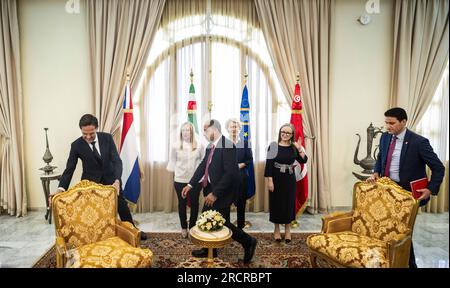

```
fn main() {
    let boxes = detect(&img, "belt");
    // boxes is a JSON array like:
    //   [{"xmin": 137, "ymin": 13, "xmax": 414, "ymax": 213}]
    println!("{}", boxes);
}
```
[{"xmin": 274, "ymin": 162, "xmax": 295, "ymax": 174}]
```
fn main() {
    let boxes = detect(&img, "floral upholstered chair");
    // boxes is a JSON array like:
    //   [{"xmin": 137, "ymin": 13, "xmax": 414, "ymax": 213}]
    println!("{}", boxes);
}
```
[
  {"xmin": 307, "ymin": 177, "xmax": 419, "ymax": 268},
  {"xmin": 52, "ymin": 180, "xmax": 152, "ymax": 268}
]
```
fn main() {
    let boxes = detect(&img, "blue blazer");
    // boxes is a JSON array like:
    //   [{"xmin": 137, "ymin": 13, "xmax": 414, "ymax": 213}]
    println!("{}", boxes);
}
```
[{"xmin": 374, "ymin": 129, "xmax": 445, "ymax": 203}]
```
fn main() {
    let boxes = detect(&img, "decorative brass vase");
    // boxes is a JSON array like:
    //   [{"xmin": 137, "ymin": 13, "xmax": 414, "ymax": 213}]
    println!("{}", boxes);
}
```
[
  {"xmin": 352, "ymin": 123, "xmax": 383, "ymax": 180},
  {"xmin": 39, "ymin": 128, "xmax": 57, "ymax": 174}
]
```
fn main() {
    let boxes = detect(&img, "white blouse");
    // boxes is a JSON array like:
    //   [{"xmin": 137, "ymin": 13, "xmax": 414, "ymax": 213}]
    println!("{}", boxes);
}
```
[{"xmin": 166, "ymin": 141, "xmax": 205, "ymax": 183}]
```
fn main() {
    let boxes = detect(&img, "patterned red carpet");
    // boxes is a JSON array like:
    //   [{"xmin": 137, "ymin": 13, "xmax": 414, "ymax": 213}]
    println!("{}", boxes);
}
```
[{"xmin": 33, "ymin": 232, "xmax": 314, "ymax": 268}]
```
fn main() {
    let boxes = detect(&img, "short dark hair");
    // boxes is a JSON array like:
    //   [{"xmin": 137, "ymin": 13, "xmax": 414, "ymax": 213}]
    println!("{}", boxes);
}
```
[
  {"xmin": 206, "ymin": 119, "xmax": 221, "ymax": 133},
  {"xmin": 79, "ymin": 114, "xmax": 99, "ymax": 129},
  {"xmin": 384, "ymin": 107, "xmax": 408, "ymax": 122}
]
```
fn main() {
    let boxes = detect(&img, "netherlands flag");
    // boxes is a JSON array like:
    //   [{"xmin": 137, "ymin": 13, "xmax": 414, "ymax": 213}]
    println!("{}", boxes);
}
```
[{"xmin": 120, "ymin": 79, "xmax": 141, "ymax": 204}]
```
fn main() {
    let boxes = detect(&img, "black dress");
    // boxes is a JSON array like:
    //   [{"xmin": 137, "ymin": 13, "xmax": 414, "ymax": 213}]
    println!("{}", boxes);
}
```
[{"xmin": 264, "ymin": 142, "xmax": 308, "ymax": 224}]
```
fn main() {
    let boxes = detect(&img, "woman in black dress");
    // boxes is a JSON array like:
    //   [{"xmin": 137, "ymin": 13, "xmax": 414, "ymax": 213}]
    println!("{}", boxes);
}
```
[{"xmin": 264, "ymin": 124, "xmax": 307, "ymax": 243}]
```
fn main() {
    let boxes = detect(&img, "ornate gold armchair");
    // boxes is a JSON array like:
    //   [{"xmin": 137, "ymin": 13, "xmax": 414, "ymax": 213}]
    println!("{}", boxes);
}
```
[
  {"xmin": 52, "ymin": 180, "xmax": 152, "ymax": 268},
  {"xmin": 307, "ymin": 177, "xmax": 419, "ymax": 268}
]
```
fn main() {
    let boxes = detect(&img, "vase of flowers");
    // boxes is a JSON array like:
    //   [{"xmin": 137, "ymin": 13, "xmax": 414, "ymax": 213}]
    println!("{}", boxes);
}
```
[{"xmin": 196, "ymin": 210, "xmax": 226, "ymax": 232}]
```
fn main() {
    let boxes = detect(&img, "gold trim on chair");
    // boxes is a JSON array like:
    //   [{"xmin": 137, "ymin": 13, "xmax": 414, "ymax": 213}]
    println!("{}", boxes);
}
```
[
  {"xmin": 51, "ymin": 180, "xmax": 152, "ymax": 268},
  {"xmin": 307, "ymin": 177, "xmax": 420, "ymax": 268}
]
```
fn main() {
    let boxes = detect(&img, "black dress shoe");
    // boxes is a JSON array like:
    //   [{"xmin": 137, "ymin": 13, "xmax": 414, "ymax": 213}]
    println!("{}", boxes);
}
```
[
  {"xmin": 140, "ymin": 232, "xmax": 147, "ymax": 241},
  {"xmin": 192, "ymin": 248, "xmax": 217, "ymax": 258},
  {"xmin": 243, "ymin": 238, "xmax": 257, "ymax": 264}
]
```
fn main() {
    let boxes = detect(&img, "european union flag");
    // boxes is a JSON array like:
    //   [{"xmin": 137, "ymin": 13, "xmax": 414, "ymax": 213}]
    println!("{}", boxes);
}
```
[{"xmin": 240, "ymin": 84, "xmax": 256, "ymax": 199}]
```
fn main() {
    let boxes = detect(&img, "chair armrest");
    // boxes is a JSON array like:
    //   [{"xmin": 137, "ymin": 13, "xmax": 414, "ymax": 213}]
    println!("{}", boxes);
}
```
[
  {"xmin": 55, "ymin": 236, "xmax": 67, "ymax": 268},
  {"xmin": 116, "ymin": 220, "xmax": 140, "ymax": 247},
  {"xmin": 321, "ymin": 211, "xmax": 353, "ymax": 233},
  {"xmin": 386, "ymin": 229, "xmax": 413, "ymax": 268}
]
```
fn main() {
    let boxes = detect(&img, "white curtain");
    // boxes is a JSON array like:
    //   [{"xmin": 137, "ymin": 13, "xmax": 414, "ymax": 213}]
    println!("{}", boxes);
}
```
[{"xmin": 134, "ymin": 0, "xmax": 280, "ymax": 212}]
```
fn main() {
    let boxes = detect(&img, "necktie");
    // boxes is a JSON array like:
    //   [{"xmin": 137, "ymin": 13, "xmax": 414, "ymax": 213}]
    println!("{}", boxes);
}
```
[
  {"xmin": 202, "ymin": 144, "xmax": 216, "ymax": 188},
  {"xmin": 91, "ymin": 141, "xmax": 102, "ymax": 166},
  {"xmin": 384, "ymin": 136, "xmax": 397, "ymax": 177}
]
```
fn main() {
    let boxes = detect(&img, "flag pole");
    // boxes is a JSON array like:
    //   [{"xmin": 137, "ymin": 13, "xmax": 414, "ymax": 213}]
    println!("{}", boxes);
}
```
[
  {"xmin": 291, "ymin": 73, "xmax": 301, "ymax": 228},
  {"xmin": 208, "ymin": 101, "xmax": 213, "ymax": 119},
  {"xmin": 243, "ymin": 73, "xmax": 252, "ymax": 229}
]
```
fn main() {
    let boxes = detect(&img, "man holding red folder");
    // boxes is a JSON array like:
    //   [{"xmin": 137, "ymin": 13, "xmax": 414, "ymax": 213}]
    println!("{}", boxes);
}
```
[{"xmin": 367, "ymin": 107, "xmax": 445, "ymax": 268}]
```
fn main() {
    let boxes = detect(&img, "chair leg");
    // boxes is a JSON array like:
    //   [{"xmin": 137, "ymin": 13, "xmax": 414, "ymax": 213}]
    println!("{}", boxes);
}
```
[{"xmin": 310, "ymin": 254, "xmax": 318, "ymax": 268}]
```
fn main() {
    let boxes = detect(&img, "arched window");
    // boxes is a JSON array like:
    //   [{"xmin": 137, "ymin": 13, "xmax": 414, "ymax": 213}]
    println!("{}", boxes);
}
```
[
  {"xmin": 134, "ymin": 14, "xmax": 287, "ymax": 163},
  {"xmin": 132, "ymin": 3, "xmax": 291, "ymax": 212}
]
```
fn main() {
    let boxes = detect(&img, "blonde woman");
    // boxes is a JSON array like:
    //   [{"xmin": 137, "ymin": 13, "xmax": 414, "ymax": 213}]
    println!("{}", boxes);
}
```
[
  {"xmin": 167, "ymin": 122, "xmax": 205, "ymax": 238},
  {"xmin": 225, "ymin": 118, "xmax": 254, "ymax": 229},
  {"xmin": 264, "ymin": 124, "xmax": 307, "ymax": 243}
]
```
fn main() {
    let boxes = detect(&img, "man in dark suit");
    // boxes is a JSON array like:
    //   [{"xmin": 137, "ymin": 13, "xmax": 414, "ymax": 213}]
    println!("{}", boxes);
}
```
[
  {"xmin": 49, "ymin": 114, "xmax": 146, "ymax": 240},
  {"xmin": 367, "ymin": 107, "xmax": 445, "ymax": 268},
  {"xmin": 181, "ymin": 119, "xmax": 257, "ymax": 264}
]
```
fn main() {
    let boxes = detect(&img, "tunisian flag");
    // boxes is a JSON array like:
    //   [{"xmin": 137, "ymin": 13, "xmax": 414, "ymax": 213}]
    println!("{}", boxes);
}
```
[{"xmin": 290, "ymin": 81, "xmax": 308, "ymax": 216}]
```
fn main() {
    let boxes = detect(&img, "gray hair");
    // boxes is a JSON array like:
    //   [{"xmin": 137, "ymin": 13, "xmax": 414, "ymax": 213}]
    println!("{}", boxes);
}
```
[{"xmin": 225, "ymin": 118, "xmax": 241, "ymax": 131}]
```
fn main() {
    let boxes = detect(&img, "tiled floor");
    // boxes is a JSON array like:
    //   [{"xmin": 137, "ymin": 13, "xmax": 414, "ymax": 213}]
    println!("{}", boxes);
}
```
[{"xmin": 0, "ymin": 210, "xmax": 448, "ymax": 268}]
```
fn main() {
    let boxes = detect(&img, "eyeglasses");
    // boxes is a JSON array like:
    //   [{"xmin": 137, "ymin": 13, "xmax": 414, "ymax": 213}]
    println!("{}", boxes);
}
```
[{"xmin": 281, "ymin": 131, "xmax": 292, "ymax": 136}]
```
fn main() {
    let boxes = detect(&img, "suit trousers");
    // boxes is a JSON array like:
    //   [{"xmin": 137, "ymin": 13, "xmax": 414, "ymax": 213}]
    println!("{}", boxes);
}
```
[
  {"xmin": 117, "ymin": 192, "xmax": 134, "ymax": 224},
  {"xmin": 202, "ymin": 184, "xmax": 253, "ymax": 248},
  {"xmin": 235, "ymin": 169, "xmax": 248, "ymax": 229}
]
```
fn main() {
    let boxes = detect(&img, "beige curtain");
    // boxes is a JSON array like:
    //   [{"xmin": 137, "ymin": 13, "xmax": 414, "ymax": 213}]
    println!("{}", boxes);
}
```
[
  {"xmin": 255, "ymin": 0, "xmax": 334, "ymax": 213},
  {"xmin": 0, "ymin": 0, "xmax": 26, "ymax": 216},
  {"xmin": 421, "ymin": 161, "xmax": 449, "ymax": 213},
  {"xmin": 87, "ymin": 0, "xmax": 166, "ymax": 136},
  {"xmin": 416, "ymin": 63, "xmax": 449, "ymax": 213},
  {"xmin": 160, "ymin": 0, "xmax": 259, "ymax": 28},
  {"xmin": 390, "ymin": 0, "xmax": 449, "ymax": 129}
]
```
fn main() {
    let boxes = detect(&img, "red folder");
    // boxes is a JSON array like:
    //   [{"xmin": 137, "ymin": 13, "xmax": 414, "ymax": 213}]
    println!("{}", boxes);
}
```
[{"xmin": 410, "ymin": 178, "xmax": 429, "ymax": 200}]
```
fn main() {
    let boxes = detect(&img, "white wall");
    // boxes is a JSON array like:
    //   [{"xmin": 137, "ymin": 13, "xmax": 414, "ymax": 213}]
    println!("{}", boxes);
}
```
[
  {"xmin": 19, "ymin": 0, "xmax": 92, "ymax": 209},
  {"xmin": 18, "ymin": 0, "xmax": 395, "ymax": 209},
  {"xmin": 329, "ymin": 0, "xmax": 394, "ymax": 207}
]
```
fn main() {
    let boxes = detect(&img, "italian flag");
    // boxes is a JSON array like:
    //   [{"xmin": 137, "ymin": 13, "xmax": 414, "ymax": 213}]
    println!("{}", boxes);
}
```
[{"xmin": 187, "ymin": 83, "xmax": 199, "ymax": 134}]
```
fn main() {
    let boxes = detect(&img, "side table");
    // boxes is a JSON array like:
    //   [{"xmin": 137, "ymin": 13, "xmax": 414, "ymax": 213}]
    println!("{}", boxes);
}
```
[
  {"xmin": 40, "ymin": 173, "xmax": 61, "ymax": 224},
  {"xmin": 189, "ymin": 226, "xmax": 232, "ymax": 268}
]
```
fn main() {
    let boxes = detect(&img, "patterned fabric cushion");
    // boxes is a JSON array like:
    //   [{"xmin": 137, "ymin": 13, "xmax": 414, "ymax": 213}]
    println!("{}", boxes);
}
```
[
  {"xmin": 53, "ymin": 181, "xmax": 117, "ymax": 248},
  {"xmin": 351, "ymin": 182, "xmax": 416, "ymax": 242},
  {"xmin": 307, "ymin": 232, "xmax": 388, "ymax": 268},
  {"xmin": 67, "ymin": 237, "xmax": 152, "ymax": 268}
]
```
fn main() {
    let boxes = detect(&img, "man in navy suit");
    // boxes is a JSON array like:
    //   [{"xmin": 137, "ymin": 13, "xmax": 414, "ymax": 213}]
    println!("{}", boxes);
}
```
[
  {"xmin": 49, "ymin": 114, "xmax": 146, "ymax": 240},
  {"xmin": 181, "ymin": 119, "xmax": 257, "ymax": 264},
  {"xmin": 367, "ymin": 107, "xmax": 445, "ymax": 268}
]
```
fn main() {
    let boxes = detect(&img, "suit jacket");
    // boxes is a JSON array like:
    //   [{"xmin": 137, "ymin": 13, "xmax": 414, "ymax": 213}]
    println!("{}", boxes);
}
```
[
  {"xmin": 189, "ymin": 135, "xmax": 239, "ymax": 209},
  {"xmin": 374, "ymin": 129, "xmax": 445, "ymax": 199},
  {"xmin": 59, "ymin": 132, "xmax": 123, "ymax": 190}
]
